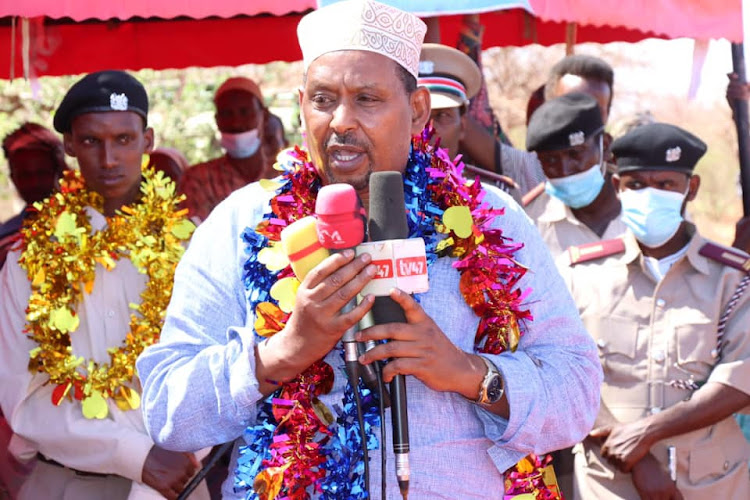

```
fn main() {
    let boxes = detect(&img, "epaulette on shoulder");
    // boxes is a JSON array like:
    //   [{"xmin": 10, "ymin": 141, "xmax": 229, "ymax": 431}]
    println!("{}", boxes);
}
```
[
  {"xmin": 699, "ymin": 242, "xmax": 750, "ymax": 273},
  {"xmin": 521, "ymin": 182, "xmax": 545, "ymax": 207},
  {"xmin": 567, "ymin": 238, "xmax": 626, "ymax": 266}
]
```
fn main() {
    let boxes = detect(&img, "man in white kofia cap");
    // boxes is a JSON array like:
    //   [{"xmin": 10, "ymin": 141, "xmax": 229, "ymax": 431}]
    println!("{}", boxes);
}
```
[{"xmin": 138, "ymin": 1, "xmax": 602, "ymax": 498}]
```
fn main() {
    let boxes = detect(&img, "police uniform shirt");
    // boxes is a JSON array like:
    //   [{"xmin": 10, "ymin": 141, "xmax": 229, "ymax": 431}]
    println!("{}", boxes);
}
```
[
  {"xmin": 559, "ymin": 227, "xmax": 750, "ymax": 499},
  {"xmin": 525, "ymin": 190, "xmax": 628, "ymax": 258}
]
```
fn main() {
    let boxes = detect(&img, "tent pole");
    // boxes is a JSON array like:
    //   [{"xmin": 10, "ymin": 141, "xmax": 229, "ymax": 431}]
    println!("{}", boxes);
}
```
[{"xmin": 731, "ymin": 42, "xmax": 750, "ymax": 216}]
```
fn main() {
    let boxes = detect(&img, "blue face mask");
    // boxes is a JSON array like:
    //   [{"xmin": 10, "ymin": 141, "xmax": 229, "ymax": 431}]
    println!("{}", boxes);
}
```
[
  {"xmin": 619, "ymin": 187, "xmax": 687, "ymax": 248},
  {"xmin": 544, "ymin": 137, "xmax": 605, "ymax": 209}
]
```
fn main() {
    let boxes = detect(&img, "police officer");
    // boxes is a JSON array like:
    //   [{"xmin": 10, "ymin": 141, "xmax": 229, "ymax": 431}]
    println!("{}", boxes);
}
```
[
  {"xmin": 525, "ymin": 92, "xmax": 626, "ymax": 259},
  {"xmin": 418, "ymin": 43, "xmax": 518, "ymax": 197},
  {"xmin": 562, "ymin": 123, "xmax": 750, "ymax": 499}
]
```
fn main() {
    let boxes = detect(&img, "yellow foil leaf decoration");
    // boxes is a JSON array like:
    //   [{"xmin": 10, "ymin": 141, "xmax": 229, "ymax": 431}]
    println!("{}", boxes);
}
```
[
  {"xmin": 508, "ymin": 314, "xmax": 521, "ymax": 353},
  {"xmin": 81, "ymin": 391, "xmax": 109, "ymax": 419},
  {"xmin": 141, "ymin": 154, "xmax": 151, "ymax": 169},
  {"xmin": 50, "ymin": 307, "xmax": 79, "ymax": 333},
  {"xmin": 312, "ymin": 397, "xmax": 334, "ymax": 426},
  {"xmin": 270, "ymin": 277, "xmax": 299, "ymax": 313},
  {"xmin": 31, "ymin": 268, "xmax": 45, "ymax": 287},
  {"xmin": 114, "ymin": 386, "xmax": 141, "ymax": 411},
  {"xmin": 258, "ymin": 244, "xmax": 289, "ymax": 272},
  {"xmin": 259, "ymin": 178, "xmax": 283, "ymax": 191},
  {"xmin": 84, "ymin": 279, "xmax": 95, "ymax": 295},
  {"xmin": 253, "ymin": 463, "xmax": 290, "ymax": 500},
  {"xmin": 442, "ymin": 206, "xmax": 473, "ymax": 239},
  {"xmin": 54, "ymin": 211, "xmax": 78, "ymax": 239},
  {"xmin": 254, "ymin": 302, "xmax": 285, "ymax": 337},
  {"xmin": 515, "ymin": 456, "xmax": 534, "ymax": 474},
  {"xmin": 170, "ymin": 219, "xmax": 195, "ymax": 240}
]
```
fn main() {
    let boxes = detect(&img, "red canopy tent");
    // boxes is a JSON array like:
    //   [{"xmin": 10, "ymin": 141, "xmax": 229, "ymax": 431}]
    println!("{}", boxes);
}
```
[{"xmin": 5, "ymin": 0, "xmax": 740, "ymax": 80}]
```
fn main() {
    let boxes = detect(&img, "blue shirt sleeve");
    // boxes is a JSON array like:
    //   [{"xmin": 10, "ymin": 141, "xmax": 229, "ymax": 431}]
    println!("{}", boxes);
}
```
[{"xmin": 137, "ymin": 184, "xmax": 270, "ymax": 451}]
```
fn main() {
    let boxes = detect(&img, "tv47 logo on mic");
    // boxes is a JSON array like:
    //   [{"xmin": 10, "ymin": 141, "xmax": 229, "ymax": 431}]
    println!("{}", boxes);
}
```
[{"xmin": 356, "ymin": 239, "xmax": 429, "ymax": 296}]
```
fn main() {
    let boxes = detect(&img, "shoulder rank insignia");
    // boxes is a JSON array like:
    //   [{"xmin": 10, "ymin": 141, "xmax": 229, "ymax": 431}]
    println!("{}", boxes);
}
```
[
  {"xmin": 568, "ymin": 238, "xmax": 626, "ymax": 266},
  {"xmin": 699, "ymin": 242, "xmax": 750, "ymax": 272},
  {"xmin": 521, "ymin": 182, "xmax": 545, "ymax": 207}
]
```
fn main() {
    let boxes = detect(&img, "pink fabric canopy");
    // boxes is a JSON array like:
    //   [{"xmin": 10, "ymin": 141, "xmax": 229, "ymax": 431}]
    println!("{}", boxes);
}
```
[
  {"xmin": 530, "ymin": 0, "xmax": 742, "ymax": 43},
  {"xmin": 0, "ymin": 0, "xmax": 742, "ymax": 79},
  {"xmin": 1, "ymin": 0, "xmax": 316, "ymax": 21}
]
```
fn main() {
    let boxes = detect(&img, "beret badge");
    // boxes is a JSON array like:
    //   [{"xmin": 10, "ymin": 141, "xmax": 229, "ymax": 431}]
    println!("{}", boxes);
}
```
[
  {"xmin": 110, "ymin": 93, "xmax": 129, "ymax": 111},
  {"xmin": 665, "ymin": 146, "xmax": 681, "ymax": 163},
  {"xmin": 568, "ymin": 131, "xmax": 585, "ymax": 147}
]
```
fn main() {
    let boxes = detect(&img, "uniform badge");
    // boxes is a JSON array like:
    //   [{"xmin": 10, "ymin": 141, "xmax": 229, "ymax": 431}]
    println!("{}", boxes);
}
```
[
  {"xmin": 568, "ymin": 131, "xmax": 585, "ymax": 147},
  {"xmin": 110, "ymin": 93, "xmax": 129, "ymax": 111},
  {"xmin": 665, "ymin": 146, "xmax": 681, "ymax": 162},
  {"xmin": 419, "ymin": 60, "xmax": 435, "ymax": 75}
]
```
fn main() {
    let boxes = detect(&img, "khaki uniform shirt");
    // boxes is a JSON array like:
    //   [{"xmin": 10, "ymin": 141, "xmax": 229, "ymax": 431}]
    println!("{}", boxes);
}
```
[
  {"xmin": 525, "ymin": 190, "xmax": 628, "ymax": 258},
  {"xmin": 559, "ymin": 229, "xmax": 750, "ymax": 499}
]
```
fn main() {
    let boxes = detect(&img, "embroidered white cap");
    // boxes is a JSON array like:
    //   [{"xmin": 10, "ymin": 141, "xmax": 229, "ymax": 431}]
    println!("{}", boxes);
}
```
[{"xmin": 297, "ymin": 0, "xmax": 427, "ymax": 79}]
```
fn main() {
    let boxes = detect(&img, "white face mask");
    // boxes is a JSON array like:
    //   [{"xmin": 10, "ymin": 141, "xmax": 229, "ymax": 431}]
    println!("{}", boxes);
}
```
[{"xmin": 220, "ymin": 128, "xmax": 261, "ymax": 159}]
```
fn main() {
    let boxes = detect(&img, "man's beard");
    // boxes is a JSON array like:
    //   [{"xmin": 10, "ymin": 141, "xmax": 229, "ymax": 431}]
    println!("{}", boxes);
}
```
[{"xmin": 322, "ymin": 163, "xmax": 372, "ymax": 192}]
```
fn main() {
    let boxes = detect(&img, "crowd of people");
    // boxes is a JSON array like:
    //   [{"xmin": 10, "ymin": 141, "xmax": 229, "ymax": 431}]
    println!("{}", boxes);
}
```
[{"xmin": 1, "ymin": 1, "xmax": 749, "ymax": 499}]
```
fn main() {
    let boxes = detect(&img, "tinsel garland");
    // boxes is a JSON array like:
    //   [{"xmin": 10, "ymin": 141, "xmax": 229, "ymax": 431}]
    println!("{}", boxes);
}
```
[
  {"xmin": 235, "ymin": 129, "xmax": 558, "ymax": 499},
  {"xmin": 18, "ymin": 167, "xmax": 194, "ymax": 419}
]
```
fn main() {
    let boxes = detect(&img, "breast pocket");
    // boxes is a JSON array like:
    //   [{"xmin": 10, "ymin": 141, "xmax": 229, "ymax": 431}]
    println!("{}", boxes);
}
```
[
  {"xmin": 582, "ymin": 315, "xmax": 640, "ymax": 378},
  {"xmin": 675, "ymin": 322, "xmax": 716, "ymax": 378}
]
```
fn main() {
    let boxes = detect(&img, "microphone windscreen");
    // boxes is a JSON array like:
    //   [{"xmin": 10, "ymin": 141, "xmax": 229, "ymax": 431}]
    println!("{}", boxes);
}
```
[
  {"xmin": 368, "ymin": 172, "xmax": 408, "ymax": 241},
  {"xmin": 280, "ymin": 216, "xmax": 330, "ymax": 282},
  {"xmin": 315, "ymin": 184, "xmax": 367, "ymax": 249}
]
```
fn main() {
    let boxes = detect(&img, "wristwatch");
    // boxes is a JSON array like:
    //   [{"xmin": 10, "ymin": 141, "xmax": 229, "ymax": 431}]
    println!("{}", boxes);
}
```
[{"xmin": 475, "ymin": 356, "xmax": 504, "ymax": 405}]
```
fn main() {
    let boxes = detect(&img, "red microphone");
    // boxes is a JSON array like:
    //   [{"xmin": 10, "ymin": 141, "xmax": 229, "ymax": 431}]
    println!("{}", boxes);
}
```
[
  {"xmin": 314, "ymin": 184, "xmax": 367, "ymax": 250},
  {"xmin": 314, "ymin": 184, "xmax": 385, "ymax": 399}
]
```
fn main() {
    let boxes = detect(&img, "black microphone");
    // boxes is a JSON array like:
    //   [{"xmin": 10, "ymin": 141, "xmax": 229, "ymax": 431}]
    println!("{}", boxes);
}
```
[{"xmin": 367, "ymin": 171, "xmax": 410, "ymax": 499}]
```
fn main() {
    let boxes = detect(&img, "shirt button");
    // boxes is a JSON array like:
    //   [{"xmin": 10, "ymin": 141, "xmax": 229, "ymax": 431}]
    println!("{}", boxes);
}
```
[
  {"xmin": 724, "ymin": 461, "xmax": 730, "ymax": 470},
  {"xmin": 650, "ymin": 407, "xmax": 662, "ymax": 415},
  {"xmin": 107, "ymin": 310, "xmax": 115, "ymax": 318},
  {"xmin": 656, "ymin": 298, "xmax": 666, "ymax": 307},
  {"xmin": 652, "ymin": 350, "xmax": 665, "ymax": 362},
  {"xmin": 711, "ymin": 349, "xmax": 719, "ymax": 359},
  {"xmin": 597, "ymin": 339, "xmax": 607, "ymax": 349}
]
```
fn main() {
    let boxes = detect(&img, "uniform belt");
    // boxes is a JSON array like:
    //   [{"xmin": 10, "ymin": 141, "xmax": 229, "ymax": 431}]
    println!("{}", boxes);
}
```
[{"xmin": 36, "ymin": 453, "xmax": 110, "ymax": 478}]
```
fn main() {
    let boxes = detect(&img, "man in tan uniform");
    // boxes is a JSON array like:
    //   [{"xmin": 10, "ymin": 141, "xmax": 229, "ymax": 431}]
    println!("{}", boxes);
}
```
[
  {"xmin": 525, "ymin": 92, "xmax": 626, "ymax": 258},
  {"xmin": 562, "ymin": 122, "xmax": 750, "ymax": 499},
  {"xmin": 418, "ymin": 43, "xmax": 517, "ymax": 198},
  {"xmin": 523, "ymin": 86, "xmax": 628, "ymax": 500}
]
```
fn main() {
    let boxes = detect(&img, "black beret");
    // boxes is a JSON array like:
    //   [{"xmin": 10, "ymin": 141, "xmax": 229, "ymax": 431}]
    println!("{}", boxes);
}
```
[
  {"xmin": 612, "ymin": 123, "xmax": 706, "ymax": 174},
  {"xmin": 54, "ymin": 70, "xmax": 148, "ymax": 133},
  {"xmin": 526, "ymin": 92, "xmax": 604, "ymax": 152}
]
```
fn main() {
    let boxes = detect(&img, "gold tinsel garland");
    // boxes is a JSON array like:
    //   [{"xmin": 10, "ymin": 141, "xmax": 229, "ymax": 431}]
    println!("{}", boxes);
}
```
[{"xmin": 19, "ymin": 167, "xmax": 195, "ymax": 419}]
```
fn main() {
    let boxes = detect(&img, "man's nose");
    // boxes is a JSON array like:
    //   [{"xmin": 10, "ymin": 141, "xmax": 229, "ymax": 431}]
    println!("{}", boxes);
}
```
[
  {"xmin": 329, "ymin": 102, "xmax": 357, "ymax": 135},
  {"xmin": 101, "ymin": 142, "xmax": 117, "ymax": 169}
]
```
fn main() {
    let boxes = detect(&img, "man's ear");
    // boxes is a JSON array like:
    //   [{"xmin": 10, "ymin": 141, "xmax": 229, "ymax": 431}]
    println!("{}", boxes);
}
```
[
  {"xmin": 603, "ymin": 132, "xmax": 613, "ymax": 162},
  {"xmin": 143, "ymin": 127, "xmax": 155, "ymax": 154},
  {"xmin": 459, "ymin": 110, "xmax": 467, "ymax": 142},
  {"xmin": 687, "ymin": 174, "xmax": 701, "ymax": 201},
  {"xmin": 611, "ymin": 173, "xmax": 621, "ymax": 195},
  {"xmin": 63, "ymin": 133, "xmax": 76, "ymax": 157},
  {"xmin": 410, "ymin": 86, "xmax": 431, "ymax": 135}
]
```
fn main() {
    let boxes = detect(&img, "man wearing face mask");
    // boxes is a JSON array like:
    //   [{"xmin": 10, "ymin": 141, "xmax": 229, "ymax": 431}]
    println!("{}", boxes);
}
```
[
  {"xmin": 179, "ymin": 77, "xmax": 271, "ymax": 224},
  {"xmin": 561, "ymin": 122, "xmax": 750, "ymax": 500},
  {"xmin": 525, "ymin": 92, "xmax": 627, "ymax": 258}
]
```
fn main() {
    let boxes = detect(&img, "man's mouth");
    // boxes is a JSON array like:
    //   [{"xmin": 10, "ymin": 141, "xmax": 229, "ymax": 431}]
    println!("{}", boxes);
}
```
[
  {"xmin": 328, "ymin": 147, "xmax": 366, "ymax": 171},
  {"xmin": 99, "ymin": 173, "xmax": 124, "ymax": 186}
]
